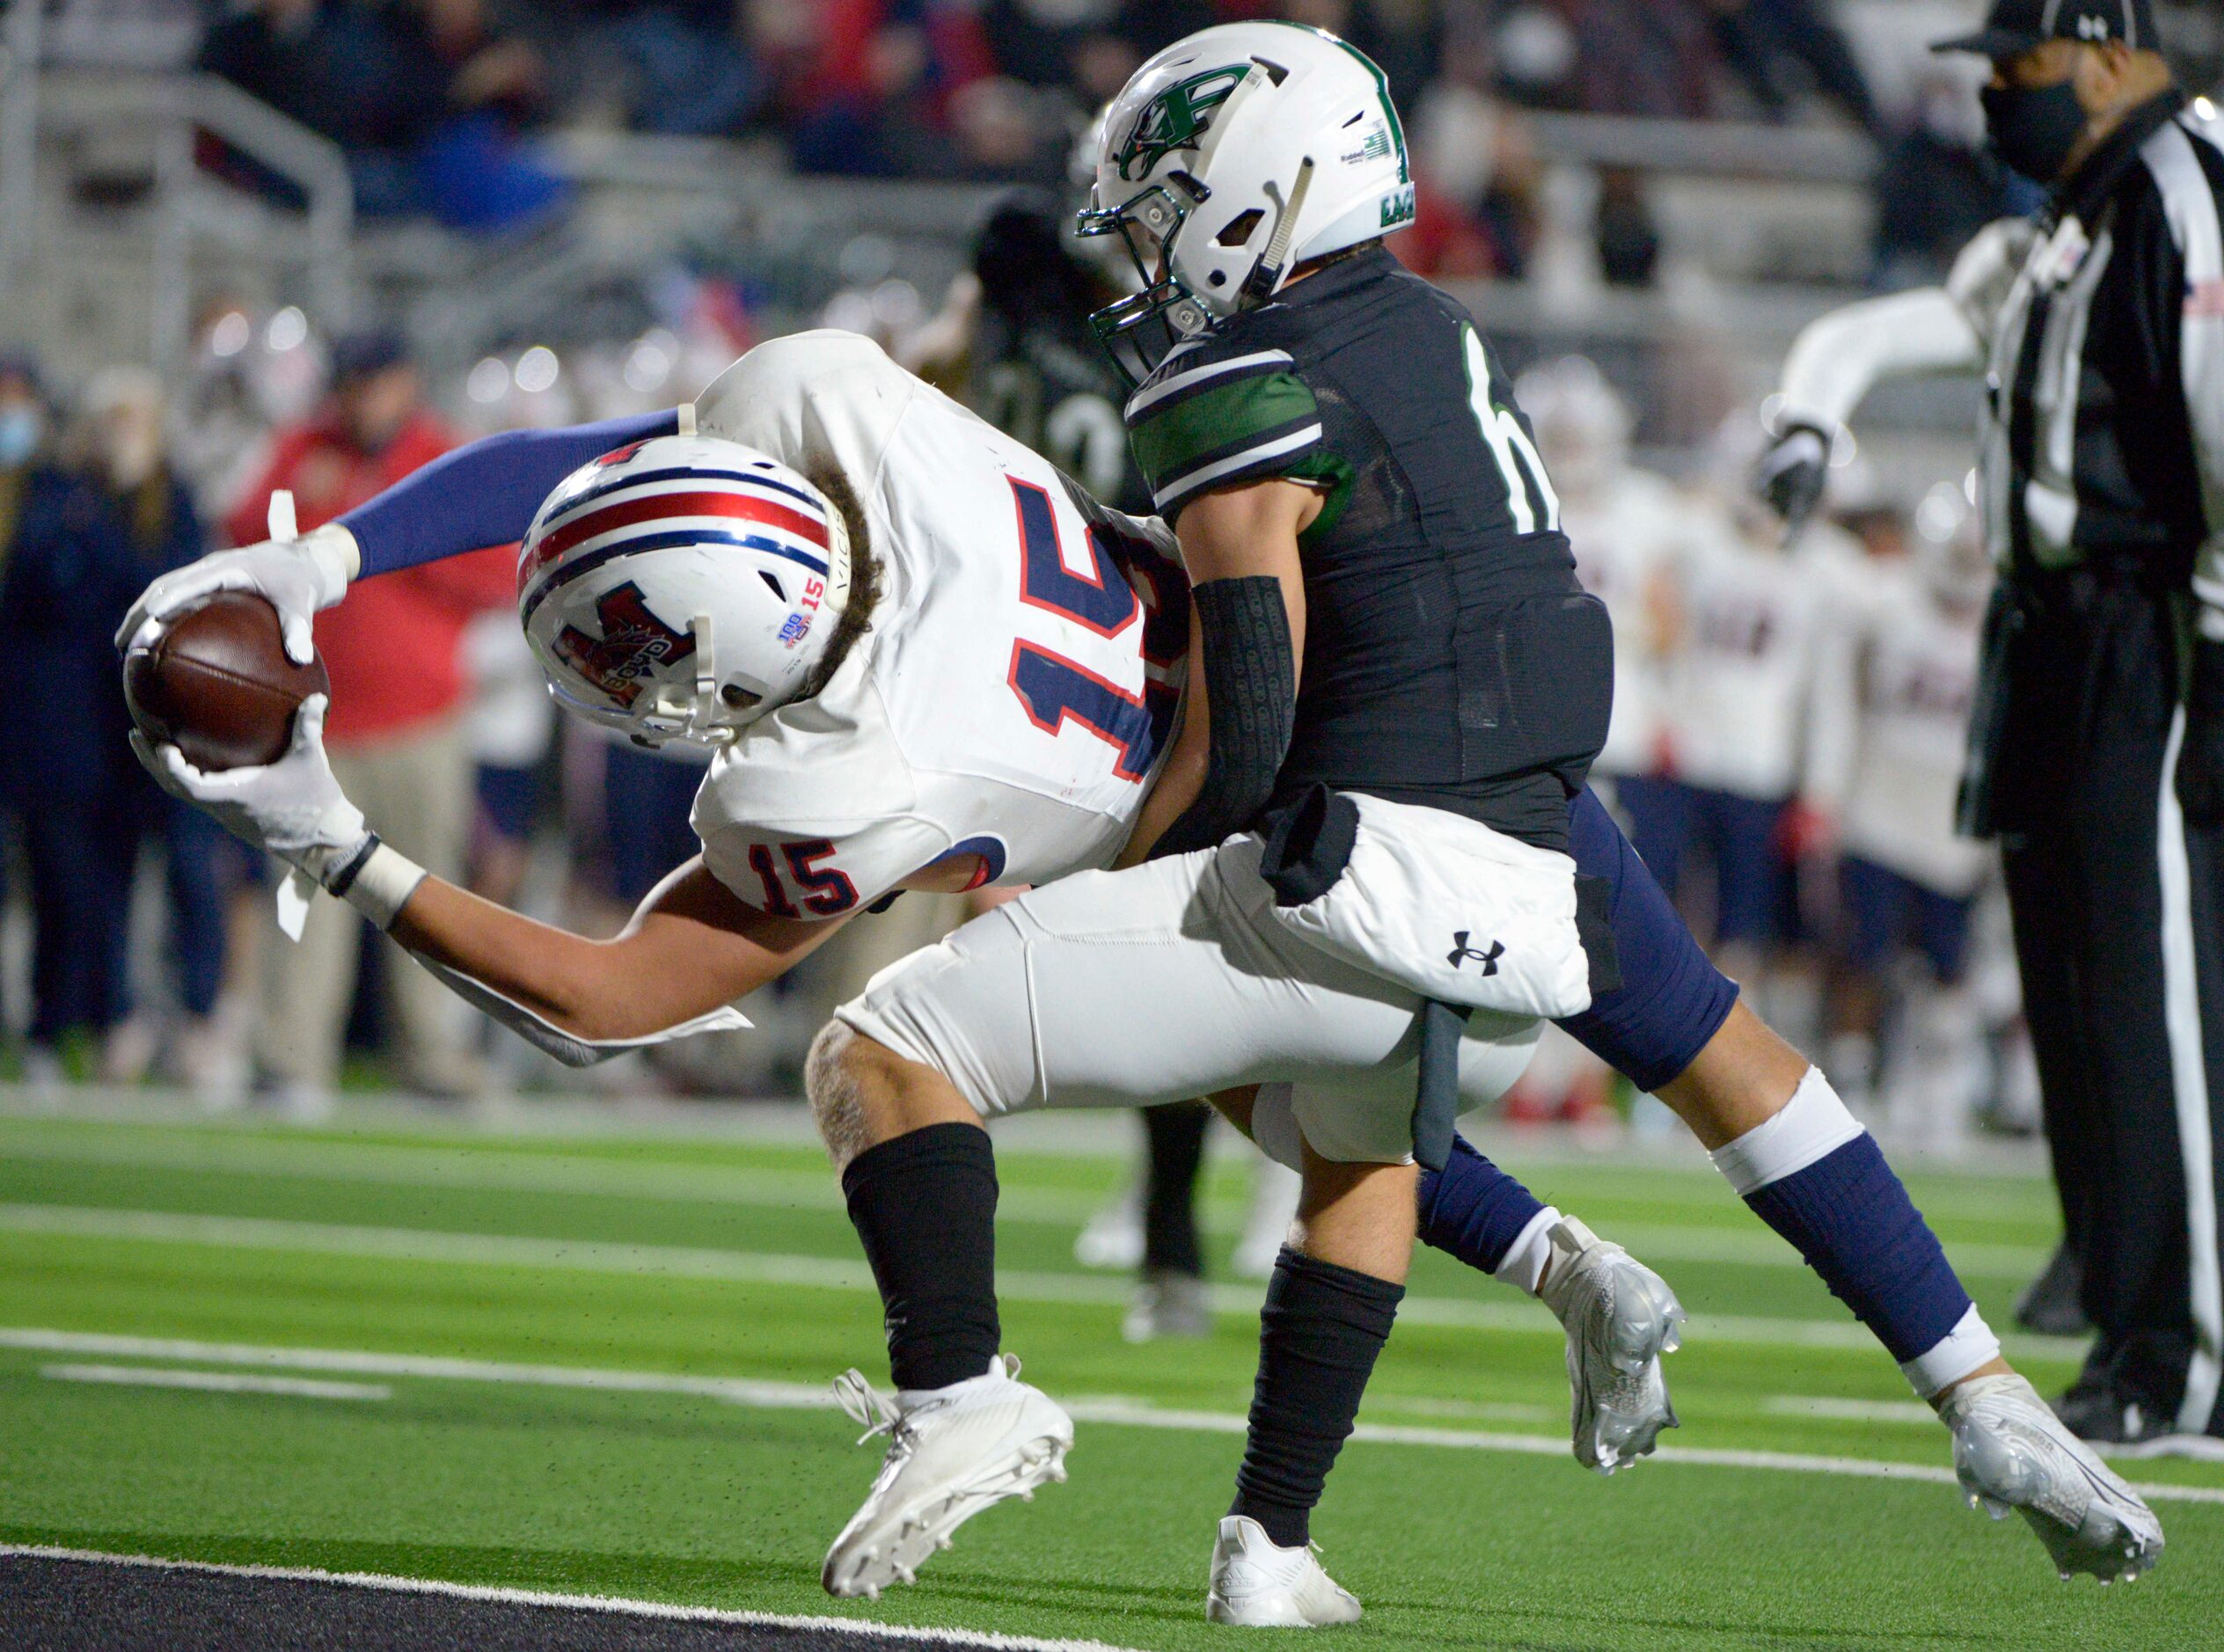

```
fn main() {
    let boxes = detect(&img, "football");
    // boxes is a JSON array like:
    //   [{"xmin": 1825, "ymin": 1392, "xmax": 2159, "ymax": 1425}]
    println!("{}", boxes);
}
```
[{"xmin": 121, "ymin": 589, "xmax": 329, "ymax": 771}]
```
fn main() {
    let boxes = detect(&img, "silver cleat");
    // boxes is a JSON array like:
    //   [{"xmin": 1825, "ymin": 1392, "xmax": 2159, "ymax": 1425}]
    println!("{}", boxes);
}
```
[
  {"xmin": 1538, "ymin": 1217, "xmax": 1686, "ymax": 1473},
  {"xmin": 1942, "ymin": 1373, "xmax": 2164, "ymax": 1583}
]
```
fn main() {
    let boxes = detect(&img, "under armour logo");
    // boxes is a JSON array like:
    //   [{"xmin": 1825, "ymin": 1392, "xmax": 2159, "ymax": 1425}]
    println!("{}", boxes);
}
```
[
  {"xmin": 1447, "ymin": 932, "xmax": 1504, "ymax": 975},
  {"xmin": 2078, "ymin": 16, "xmax": 2107, "ymax": 40}
]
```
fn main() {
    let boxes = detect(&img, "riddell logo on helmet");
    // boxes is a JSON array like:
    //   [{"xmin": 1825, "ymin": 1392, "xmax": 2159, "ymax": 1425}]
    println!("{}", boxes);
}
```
[{"xmin": 552, "ymin": 582, "xmax": 693, "ymax": 706}]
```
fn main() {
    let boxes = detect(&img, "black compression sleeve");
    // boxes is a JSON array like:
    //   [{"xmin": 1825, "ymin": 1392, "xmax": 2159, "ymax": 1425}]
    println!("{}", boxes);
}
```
[{"xmin": 1150, "ymin": 575, "xmax": 1296, "ymax": 859}]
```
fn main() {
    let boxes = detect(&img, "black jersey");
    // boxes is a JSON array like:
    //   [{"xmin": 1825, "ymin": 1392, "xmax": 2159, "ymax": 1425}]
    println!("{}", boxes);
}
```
[
  {"xmin": 970, "ymin": 307, "xmax": 1152, "ymax": 516},
  {"xmin": 1123, "ymin": 245, "xmax": 1612, "ymax": 848}
]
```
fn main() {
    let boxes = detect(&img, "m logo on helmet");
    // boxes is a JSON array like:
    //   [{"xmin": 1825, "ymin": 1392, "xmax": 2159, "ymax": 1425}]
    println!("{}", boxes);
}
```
[
  {"xmin": 552, "ymin": 581, "xmax": 694, "ymax": 708},
  {"xmin": 1116, "ymin": 65, "xmax": 1248, "ymax": 181}
]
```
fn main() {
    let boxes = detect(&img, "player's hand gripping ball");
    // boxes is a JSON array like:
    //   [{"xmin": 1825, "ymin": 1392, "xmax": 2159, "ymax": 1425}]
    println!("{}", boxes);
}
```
[{"xmin": 122, "ymin": 589, "xmax": 329, "ymax": 771}]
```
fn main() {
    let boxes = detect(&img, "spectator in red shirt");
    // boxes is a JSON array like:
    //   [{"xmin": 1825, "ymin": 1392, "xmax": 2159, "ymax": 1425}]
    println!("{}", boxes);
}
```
[{"xmin": 226, "ymin": 332, "xmax": 513, "ymax": 1107}]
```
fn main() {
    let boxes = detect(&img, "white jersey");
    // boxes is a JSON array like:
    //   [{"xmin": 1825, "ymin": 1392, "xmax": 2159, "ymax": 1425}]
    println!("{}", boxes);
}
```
[
  {"xmin": 1562, "ymin": 467, "xmax": 1691, "ymax": 778},
  {"xmin": 1809, "ymin": 563, "xmax": 1992, "ymax": 896},
  {"xmin": 686, "ymin": 332, "xmax": 1187, "ymax": 917},
  {"xmin": 1663, "ymin": 500, "xmax": 1834, "ymax": 801}
]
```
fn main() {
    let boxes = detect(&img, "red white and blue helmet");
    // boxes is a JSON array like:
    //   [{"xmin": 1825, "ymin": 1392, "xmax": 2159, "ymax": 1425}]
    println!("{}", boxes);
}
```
[{"xmin": 517, "ymin": 433, "xmax": 854, "ymax": 747}]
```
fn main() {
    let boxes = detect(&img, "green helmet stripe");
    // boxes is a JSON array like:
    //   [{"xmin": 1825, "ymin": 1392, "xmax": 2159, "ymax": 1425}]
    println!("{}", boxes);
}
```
[{"xmin": 1265, "ymin": 22, "xmax": 1408, "ymax": 186}]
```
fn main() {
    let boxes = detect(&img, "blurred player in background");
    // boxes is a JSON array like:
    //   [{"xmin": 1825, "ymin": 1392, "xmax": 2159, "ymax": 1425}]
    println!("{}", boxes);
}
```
[
  {"xmin": 1631, "ymin": 456, "xmax": 1833, "ymax": 1029},
  {"xmin": 1755, "ymin": 1, "xmax": 2224, "ymax": 1443},
  {"xmin": 1805, "ymin": 484, "xmax": 1994, "ymax": 1143},
  {"xmin": 1508, "ymin": 355, "xmax": 1690, "ymax": 1127}
]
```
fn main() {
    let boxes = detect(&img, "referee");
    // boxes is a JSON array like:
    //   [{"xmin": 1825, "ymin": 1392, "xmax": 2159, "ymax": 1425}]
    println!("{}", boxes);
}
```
[{"xmin": 1759, "ymin": 0, "xmax": 2224, "ymax": 1448}]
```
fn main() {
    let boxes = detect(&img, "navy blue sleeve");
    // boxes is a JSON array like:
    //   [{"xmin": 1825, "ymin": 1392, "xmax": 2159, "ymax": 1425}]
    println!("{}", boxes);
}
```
[
  {"xmin": 1556, "ymin": 786, "xmax": 1738, "ymax": 1093},
  {"xmin": 338, "ymin": 410, "xmax": 677, "ymax": 578}
]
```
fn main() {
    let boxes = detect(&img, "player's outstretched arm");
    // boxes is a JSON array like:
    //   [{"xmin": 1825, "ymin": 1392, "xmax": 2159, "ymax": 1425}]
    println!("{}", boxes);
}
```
[
  {"xmin": 1758, "ymin": 220, "xmax": 2029, "ymax": 537},
  {"xmin": 387, "ymin": 859, "xmax": 847, "ymax": 1058},
  {"xmin": 132, "ymin": 692, "xmax": 845, "ymax": 1065},
  {"xmin": 1758, "ymin": 287, "xmax": 1984, "ymax": 538},
  {"xmin": 117, "ymin": 410, "xmax": 679, "ymax": 662}
]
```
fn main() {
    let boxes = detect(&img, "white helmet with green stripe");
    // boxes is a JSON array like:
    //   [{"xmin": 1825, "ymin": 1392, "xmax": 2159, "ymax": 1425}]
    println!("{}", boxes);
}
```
[{"xmin": 1076, "ymin": 22, "xmax": 1413, "ymax": 385}]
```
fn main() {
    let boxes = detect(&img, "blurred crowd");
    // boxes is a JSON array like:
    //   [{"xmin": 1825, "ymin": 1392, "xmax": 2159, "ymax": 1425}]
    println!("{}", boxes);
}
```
[
  {"xmin": 16, "ymin": 2, "xmax": 2022, "ymax": 288},
  {"xmin": 0, "ymin": 295, "xmax": 2032, "ymax": 1150}
]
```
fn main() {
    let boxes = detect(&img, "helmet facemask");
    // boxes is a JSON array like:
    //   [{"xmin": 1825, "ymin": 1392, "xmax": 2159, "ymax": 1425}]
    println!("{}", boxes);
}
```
[
  {"xmin": 1075, "ymin": 181, "xmax": 1218, "ymax": 388},
  {"xmin": 545, "ymin": 611, "xmax": 764, "ymax": 751}
]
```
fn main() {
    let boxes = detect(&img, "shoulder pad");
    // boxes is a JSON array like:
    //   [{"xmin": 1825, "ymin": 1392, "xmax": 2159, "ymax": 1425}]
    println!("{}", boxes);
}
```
[{"xmin": 1124, "ymin": 340, "xmax": 1327, "ymax": 517}]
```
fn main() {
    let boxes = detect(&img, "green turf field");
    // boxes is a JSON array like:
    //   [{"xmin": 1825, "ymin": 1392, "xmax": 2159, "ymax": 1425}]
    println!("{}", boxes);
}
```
[{"xmin": 3, "ymin": 1097, "xmax": 2218, "ymax": 1650}]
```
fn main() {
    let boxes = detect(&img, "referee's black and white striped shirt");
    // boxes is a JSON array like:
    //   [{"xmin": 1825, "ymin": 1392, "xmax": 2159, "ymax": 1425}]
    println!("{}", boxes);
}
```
[{"xmin": 1978, "ymin": 92, "xmax": 2224, "ymax": 633}]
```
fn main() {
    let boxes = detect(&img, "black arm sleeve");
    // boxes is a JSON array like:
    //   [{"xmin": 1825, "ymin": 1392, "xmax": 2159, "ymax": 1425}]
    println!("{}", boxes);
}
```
[{"xmin": 1148, "ymin": 576, "xmax": 1298, "ymax": 859}]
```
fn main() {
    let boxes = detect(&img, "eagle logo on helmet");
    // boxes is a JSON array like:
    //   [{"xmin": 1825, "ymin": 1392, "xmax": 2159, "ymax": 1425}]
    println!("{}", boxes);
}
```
[
  {"xmin": 1116, "ymin": 65, "xmax": 1248, "ymax": 181},
  {"xmin": 552, "ymin": 581, "xmax": 694, "ymax": 708}
]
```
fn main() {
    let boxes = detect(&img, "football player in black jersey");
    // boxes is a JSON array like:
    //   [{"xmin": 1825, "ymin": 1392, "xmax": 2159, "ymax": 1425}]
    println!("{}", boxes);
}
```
[{"xmin": 807, "ymin": 22, "xmax": 2159, "ymax": 1614}]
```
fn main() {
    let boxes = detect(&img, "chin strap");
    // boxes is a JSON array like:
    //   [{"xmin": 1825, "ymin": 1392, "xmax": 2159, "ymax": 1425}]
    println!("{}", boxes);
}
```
[{"xmin": 1240, "ymin": 157, "xmax": 1314, "ymax": 309}]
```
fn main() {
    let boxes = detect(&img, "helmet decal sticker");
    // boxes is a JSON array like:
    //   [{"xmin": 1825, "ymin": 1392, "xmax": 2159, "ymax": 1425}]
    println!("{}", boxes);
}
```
[
  {"xmin": 552, "ymin": 581, "xmax": 696, "ymax": 708},
  {"xmin": 1116, "ymin": 65, "xmax": 1248, "ymax": 181}
]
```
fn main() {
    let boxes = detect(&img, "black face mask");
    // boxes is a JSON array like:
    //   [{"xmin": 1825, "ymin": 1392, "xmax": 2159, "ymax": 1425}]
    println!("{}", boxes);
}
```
[{"xmin": 1980, "ymin": 79, "xmax": 2090, "ymax": 186}]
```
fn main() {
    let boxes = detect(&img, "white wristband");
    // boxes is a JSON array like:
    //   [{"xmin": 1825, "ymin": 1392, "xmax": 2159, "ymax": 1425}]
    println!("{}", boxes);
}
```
[
  {"xmin": 335, "ymin": 841, "xmax": 428, "ymax": 931},
  {"xmin": 295, "ymin": 521, "xmax": 362, "ymax": 602}
]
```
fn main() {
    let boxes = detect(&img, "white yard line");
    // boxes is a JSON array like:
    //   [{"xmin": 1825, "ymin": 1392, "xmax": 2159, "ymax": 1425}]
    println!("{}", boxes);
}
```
[
  {"xmin": 0, "ymin": 1545, "xmax": 1148, "ymax": 1652},
  {"xmin": 40, "ymin": 1363, "xmax": 390, "ymax": 1400},
  {"xmin": 0, "ymin": 1129, "xmax": 2055, "ymax": 1275},
  {"xmin": 0, "ymin": 1202, "xmax": 2089, "ymax": 1360},
  {"xmin": 0, "ymin": 1133, "xmax": 1122, "ymax": 1230},
  {"xmin": 5, "ymin": 1327, "xmax": 2219, "ymax": 1506},
  {"xmin": 1762, "ymin": 1396, "xmax": 1938, "ymax": 1426}
]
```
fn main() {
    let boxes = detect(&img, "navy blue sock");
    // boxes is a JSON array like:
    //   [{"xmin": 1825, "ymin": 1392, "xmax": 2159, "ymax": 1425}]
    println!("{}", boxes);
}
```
[
  {"xmin": 1416, "ymin": 1132, "xmax": 1548, "ymax": 1276},
  {"xmin": 1744, "ymin": 1134, "xmax": 1973, "ymax": 1364}
]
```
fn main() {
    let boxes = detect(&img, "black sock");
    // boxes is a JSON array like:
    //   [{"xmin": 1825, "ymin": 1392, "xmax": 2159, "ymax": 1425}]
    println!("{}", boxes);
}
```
[
  {"xmin": 1230, "ymin": 1246, "xmax": 1404, "ymax": 1548},
  {"xmin": 1141, "ymin": 1102, "xmax": 1211, "ymax": 1277},
  {"xmin": 841, "ymin": 1122, "xmax": 1001, "ymax": 1393}
]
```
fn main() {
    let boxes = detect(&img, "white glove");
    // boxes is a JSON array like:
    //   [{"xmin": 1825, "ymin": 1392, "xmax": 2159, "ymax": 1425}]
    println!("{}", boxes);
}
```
[
  {"xmin": 132, "ymin": 694, "xmax": 369, "ymax": 882},
  {"xmin": 117, "ymin": 520, "xmax": 360, "ymax": 667}
]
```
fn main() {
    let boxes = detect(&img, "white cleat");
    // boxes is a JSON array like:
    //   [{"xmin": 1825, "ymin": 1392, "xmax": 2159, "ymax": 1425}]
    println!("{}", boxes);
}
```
[
  {"xmin": 1205, "ymin": 1516, "xmax": 1362, "ymax": 1626},
  {"xmin": 1538, "ymin": 1217, "xmax": 1686, "ymax": 1474},
  {"xmin": 1074, "ymin": 1183, "xmax": 1145, "ymax": 1271},
  {"xmin": 1123, "ymin": 1269, "xmax": 1214, "ymax": 1343},
  {"xmin": 1941, "ymin": 1373, "xmax": 2164, "ymax": 1583},
  {"xmin": 822, "ymin": 1355, "xmax": 1073, "ymax": 1599}
]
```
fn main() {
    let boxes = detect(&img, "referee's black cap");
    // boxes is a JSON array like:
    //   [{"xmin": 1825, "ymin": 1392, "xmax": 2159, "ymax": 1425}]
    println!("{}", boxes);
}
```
[{"xmin": 1934, "ymin": 0, "xmax": 2159, "ymax": 59}]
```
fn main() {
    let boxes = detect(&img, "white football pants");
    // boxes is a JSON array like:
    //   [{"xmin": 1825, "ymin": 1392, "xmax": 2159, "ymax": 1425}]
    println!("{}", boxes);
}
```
[{"xmin": 837, "ymin": 837, "xmax": 1541, "ymax": 1164}]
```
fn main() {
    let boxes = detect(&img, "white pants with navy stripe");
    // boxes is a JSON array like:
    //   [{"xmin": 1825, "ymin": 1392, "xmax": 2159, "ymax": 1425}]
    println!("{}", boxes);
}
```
[{"xmin": 837, "ymin": 838, "xmax": 1540, "ymax": 1165}]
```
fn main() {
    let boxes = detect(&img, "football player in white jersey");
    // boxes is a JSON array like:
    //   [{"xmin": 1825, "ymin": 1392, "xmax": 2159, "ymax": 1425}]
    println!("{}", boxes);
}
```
[
  {"xmin": 122, "ymin": 324, "xmax": 1691, "ymax": 1584},
  {"xmin": 1516, "ymin": 356, "xmax": 1684, "ymax": 798},
  {"xmin": 1806, "ymin": 486, "xmax": 1996, "ymax": 1144}
]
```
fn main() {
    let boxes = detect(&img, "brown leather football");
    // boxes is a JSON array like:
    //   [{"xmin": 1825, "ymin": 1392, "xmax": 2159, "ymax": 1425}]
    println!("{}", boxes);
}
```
[{"xmin": 122, "ymin": 589, "xmax": 329, "ymax": 771}]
